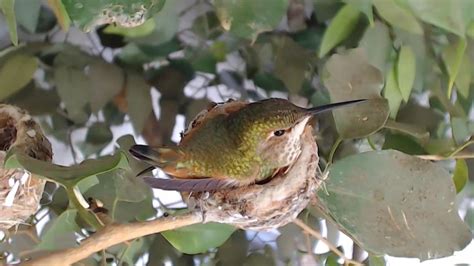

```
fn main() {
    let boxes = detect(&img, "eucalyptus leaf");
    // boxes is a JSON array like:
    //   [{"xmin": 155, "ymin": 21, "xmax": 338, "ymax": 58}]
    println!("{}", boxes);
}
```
[
  {"xmin": 359, "ymin": 21, "xmax": 391, "ymax": 73},
  {"xmin": 318, "ymin": 150, "xmax": 471, "ymax": 260},
  {"xmin": 384, "ymin": 120, "xmax": 429, "ymax": 142},
  {"xmin": 0, "ymin": 54, "xmax": 38, "ymax": 101},
  {"xmin": 162, "ymin": 222, "xmax": 235, "ymax": 254},
  {"xmin": 396, "ymin": 45, "xmax": 416, "ymax": 102},
  {"xmin": 453, "ymin": 159, "xmax": 468, "ymax": 193},
  {"xmin": 0, "ymin": 0, "xmax": 18, "ymax": 45},
  {"xmin": 368, "ymin": 255, "xmax": 386, "ymax": 266},
  {"xmin": 319, "ymin": 4, "xmax": 361, "ymax": 57},
  {"xmin": 126, "ymin": 71, "xmax": 152, "ymax": 133},
  {"xmin": 407, "ymin": 0, "xmax": 465, "ymax": 36},
  {"xmin": 79, "ymin": 122, "xmax": 113, "ymax": 157},
  {"xmin": 214, "ymin": 0, "xmax": 288, "ymax": 41},
  {"xmin": 323, "ymin": 48, "xmax": 389, "ymax": 138},
  {"xmin": 455, "ymin": 49, "xmax": 471, "ymax": 99},
  {"xmin": 85, "ymin": 168, "xmax": 155, "ymax": 222},
  {"xmin": 373, "ymin": 0, "xmax": 422, "ymax": 35},
  {"xmin": 273, "ymin": 36, "xmax": 310, "ymax": 94},
  {"xmin": 451, "ymin": 116, "xmax": 473, "ymax": 144},
  {"xmin": 442, "ymin": 38, "xmax": 467, "ymax": 98},
  {"xmin": 384, "ymin": 64, "xmax": 403, "ymax": 119},
  {"xmin": 343, "ymin": 0, "xmax": 373, "ymax": 25},
  {"xmin": 215, "ymin": 231, "xmax": 248, "ymax": 266},
  {"xmin": 35, "ymin": 210, "xmax": 79, "ymax": 250},
  {"xmin": 15, "ymin": 0, "xmax": 41, "ymax": 33},
  {"xmin": 87, "ymin": 59, "xmax": 124, "ymax": 112},
  {"xmin": 5, "ymin": 84, "xmax": 60, "ymax": 115}
]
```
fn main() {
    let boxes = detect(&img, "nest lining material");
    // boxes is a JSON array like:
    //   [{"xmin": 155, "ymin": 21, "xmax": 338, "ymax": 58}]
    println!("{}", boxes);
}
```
[
  {"xmin": 179, "ymin": 101, "xmax": 323, "ymax": 231},
  {"xmin": 0, "ymin": 104, "xmax": 52, "ymax": 231}
]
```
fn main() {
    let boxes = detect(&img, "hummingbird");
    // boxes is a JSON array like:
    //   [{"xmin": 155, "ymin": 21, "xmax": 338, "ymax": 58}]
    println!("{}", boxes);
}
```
[{"xmin": 130, "ymin": 98, "xmax": 366, "ymax": 192}]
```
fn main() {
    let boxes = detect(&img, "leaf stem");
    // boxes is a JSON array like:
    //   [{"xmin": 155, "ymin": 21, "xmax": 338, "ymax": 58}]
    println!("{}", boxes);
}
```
[
  {"xmin": 367, "ymin": 136, "xmax": 377, "ymax": 151},
  {"xmin": 417, "ymin": 139, "xmax": 474, "ymax": 161},
  {"xmin": 328, "ymin": 137, "xmax": 343, "ymax": 164},
  {"xmin": 66, "ymin": 186, "xmax": 103, "ymax": 230}
]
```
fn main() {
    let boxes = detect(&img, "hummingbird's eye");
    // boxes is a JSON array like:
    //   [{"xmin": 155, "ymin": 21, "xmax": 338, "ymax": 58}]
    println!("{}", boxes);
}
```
[{"xmin": 273, "ymin": 130, "xmax": 285, "ymax": 136}]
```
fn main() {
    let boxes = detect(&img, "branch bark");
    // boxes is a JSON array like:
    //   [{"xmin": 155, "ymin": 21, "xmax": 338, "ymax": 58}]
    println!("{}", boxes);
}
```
[{"xmin": 25, "ymin": 212, "xmax": 203, "ymax": 265}]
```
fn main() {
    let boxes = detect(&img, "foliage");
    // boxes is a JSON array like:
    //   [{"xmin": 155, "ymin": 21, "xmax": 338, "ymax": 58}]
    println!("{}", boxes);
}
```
[{"xmin": 0, "ymin": 0, "xmax": 473, "ymax": 265}]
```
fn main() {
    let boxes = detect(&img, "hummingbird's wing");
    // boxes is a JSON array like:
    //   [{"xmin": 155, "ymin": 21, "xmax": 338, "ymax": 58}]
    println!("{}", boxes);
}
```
[{"xmin": 142, "ymin": 176, "xmax": 235, "ymax": 192}]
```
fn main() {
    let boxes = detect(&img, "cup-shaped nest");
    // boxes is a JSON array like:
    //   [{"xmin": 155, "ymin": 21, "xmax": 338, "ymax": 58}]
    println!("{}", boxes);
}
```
[{"xmin": 0, "ymin": 104, "xmax": 52, "ymax": 231}]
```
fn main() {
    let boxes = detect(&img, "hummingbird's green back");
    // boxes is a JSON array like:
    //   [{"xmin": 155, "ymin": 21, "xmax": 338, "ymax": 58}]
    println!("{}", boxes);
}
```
[{"xmin": 178, "ymin": 99, "xmax": 307, "ymax": 181}]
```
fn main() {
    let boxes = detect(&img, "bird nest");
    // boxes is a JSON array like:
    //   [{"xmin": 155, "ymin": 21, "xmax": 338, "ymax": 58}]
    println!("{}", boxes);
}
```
[
  {"xmin": 181, "ymin": 101, "xmax": 324, "ymax": 231},
  {"xmin": 0, "ymin": 104, "xmax": 52, "ymax": 231}
]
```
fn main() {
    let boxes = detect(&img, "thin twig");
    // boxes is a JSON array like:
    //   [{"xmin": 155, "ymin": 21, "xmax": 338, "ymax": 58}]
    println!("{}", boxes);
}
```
[
  {"xmin": 328, "ymin": 137, "xmax": 343, "ymax": 164},
  {"xmin": 293, "ymin": 218, "xmax": 363, "ymax": 266},
  {"xmin": 416, "ymin": 153, "xmax": 474, "ymax": 161},
  {"xmin": 24, "ymin": 212, "xmax": 203, "ymax": 265}
]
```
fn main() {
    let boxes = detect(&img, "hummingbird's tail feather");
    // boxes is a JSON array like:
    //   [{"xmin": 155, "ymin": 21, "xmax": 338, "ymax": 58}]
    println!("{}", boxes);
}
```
[
  {"xmin": 142, "ymin": 177, "xmax": 235, "ymax": 192},
  {"xmin": 130, "ymin": 144, "xmax": 182, "ymax": 166},
  {"xmin": 307, "ymin": 99, "xmax": 367, "ymax": 115}
]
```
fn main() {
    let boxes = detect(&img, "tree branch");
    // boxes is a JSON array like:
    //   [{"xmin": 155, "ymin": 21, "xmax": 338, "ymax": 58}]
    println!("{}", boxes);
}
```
[{"xmin": 25, "ymin": 212, "xmax": 203, "ymax": 265}]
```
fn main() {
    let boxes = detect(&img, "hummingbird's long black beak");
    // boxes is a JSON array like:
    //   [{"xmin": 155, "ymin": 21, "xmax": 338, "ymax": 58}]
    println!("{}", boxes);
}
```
[{"xmin": 306, "ymin": 99, "xmax": 367, "ymax": 115}]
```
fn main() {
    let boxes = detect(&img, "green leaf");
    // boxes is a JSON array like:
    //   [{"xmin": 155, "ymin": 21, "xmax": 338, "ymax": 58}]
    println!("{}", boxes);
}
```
[
  {"xmin": 104, "ymin": 18, "xmax": 156, "ymax": 38},
  {"xmin": 397, "ymin": 101, "xmax": 444, "ymax": 133},
  {"xmin": 4, "ymin": 152, "xmax": 127, "ymax": 186},
  {"xmin": 133, "ymin": 0, "xmax": 179, "ymax": 45},
  {"xmin": 36, "ymin": 210, "xmax": 79, "ymax": 250},
  {"xmin": 15, "ymin": 0, "xmax": 40, "ymax": 33},
  {"xmin": 46, "ymin": 0, "xmax": 70, "ymax": 31},
  {"xmin": 215, "ymin": 231, "xmax": 249, "ymax": 265},
  {"xmin": 368, "ymin": 255, "xmax": 385, "ymax": 266},
  {"xmin": 373, "ymin": 0, "xmax": 422, "ymax": 35},
  {"xmin": 396, "ymin": 45, "xmax": 416, "ymax": 102},
  {"xmin": 451, "ymin": 116, "xmax": 473, "ymax": 144},
  {"xmin": 126, "ymin": 71, "xmax": 152, "ymax": 133},
  {"xmin": 453, "ymin": 159, "xmax": 468, "ymax": 193},
  {"xmin": 85, "ymin": 168, "xmax": 155, "ymax": 222},
  {"xmin": 384, "ymin": 119, "xmax": 429, "ymax": 142},
  {"xmin": 253, "ymin": 73, "xmax": 287, "ymax": 92},
  {"xmin": 84, "ymin": 169, "xmax": 156, "ymax": 223},
  {"xmin": 4, "ymin": 85, "xmax": 60, "ymax": 115},
  {"xmin": 0, "ymin": 54, "xmax": 38, "ymax": 101},
  {"xmin": 319, "ymin": 4, "xmax": 361, "ymax": 57},
  {"xmin": 454, "ymin": 48, "xmax": 471, "ymax": 99},
  {"xmin": 273, "ymin": 36, "xmax": 310, "ymax": 94},
  {"xmin": 78, "ymin": 122, "xmax": 113, "ymax": 157},
  {"xmin": 343, "ymin": 0, "xmax": 373, "ymax": 25},
  {"xmin": 162, "ymin": 222, "xmax": 235, "ymax": 254},
  {"xmin": 359, "ymin": 21, "xmax": 391, "ymax": 73},
  {"xmin": 62, "ymin": 0, "xmax": 166, "ymax": 31},
  {"xmin": 0, "ymin": 0, "xmax": 18, "ymax": 45},
  {"xmin": 53, "ymin": 48, "xmax": 94, "ymax": 123},
  {"xmin": 323, "ymin": 48, "xmax": 389, "ymax": 138},
  {"xmin": 443, "ymin": 38, "xmax": 467, "ymax": 99},
  {"xmin": 384, "ymin": 64, "xmax": 403, "ymax": 119},
  {"xmin": 382, "ymin": 133, "xmax": 425, "ymax": 155},
  {"xmin": 87, "ymin": 59, "xmax": 124, "ymax": 112},
  {"xmin": 407, "ymin": 0, "xmax": 465, "ymax": 36},
  {"xmin": 318, "ymin": 150, "xmax": 472, "ymax": 260},
  {"xmin": 214, "ymin": 0, "xmax": 288, "ymax": 41}
]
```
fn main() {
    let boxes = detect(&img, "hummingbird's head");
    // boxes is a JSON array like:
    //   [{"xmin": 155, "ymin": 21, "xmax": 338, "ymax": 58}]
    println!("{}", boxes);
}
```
[{"xmin": 236, "ymin": 98, "xmax": 366, "ymax": 171}]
